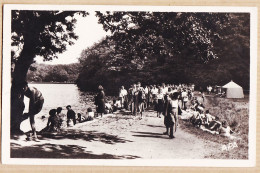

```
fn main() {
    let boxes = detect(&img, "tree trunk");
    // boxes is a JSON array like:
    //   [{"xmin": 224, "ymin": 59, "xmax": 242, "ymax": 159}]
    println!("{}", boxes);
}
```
[{"xmin": 11, "ymin": 44, "xmax": 35, "ymax": 134}]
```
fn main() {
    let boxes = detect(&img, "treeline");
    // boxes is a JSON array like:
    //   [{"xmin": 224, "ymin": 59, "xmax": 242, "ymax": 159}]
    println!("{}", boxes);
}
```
[
  {"xmin": 27, "ymin": 63, "xmax": 81, "ymax": 83},
  {"xmin": 76, "ymin": 12, "xmax": 250, "ymax": 95}
]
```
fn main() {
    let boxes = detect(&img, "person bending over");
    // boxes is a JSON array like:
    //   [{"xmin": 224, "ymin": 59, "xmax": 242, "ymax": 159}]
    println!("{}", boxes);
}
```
[{"xmin": 21, "ymin": 81, "xmax": 44, "ymax": 140}]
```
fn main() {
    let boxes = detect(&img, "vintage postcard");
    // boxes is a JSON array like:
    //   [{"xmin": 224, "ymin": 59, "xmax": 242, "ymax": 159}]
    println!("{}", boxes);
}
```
[{"xmin": 1, "ymin": 4, "xmax": 257, "ymax": 166}]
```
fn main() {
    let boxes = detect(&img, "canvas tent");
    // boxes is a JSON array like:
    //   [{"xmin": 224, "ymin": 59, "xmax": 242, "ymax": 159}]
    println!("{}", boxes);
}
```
[{"xmin": 222, "ymin": 81, "xmax": 244, "ymax": 98}]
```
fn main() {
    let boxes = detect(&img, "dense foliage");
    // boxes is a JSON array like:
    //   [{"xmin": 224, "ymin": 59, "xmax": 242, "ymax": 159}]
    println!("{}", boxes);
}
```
[
  {"xmin": 27, "ymin": 63, "xmax": 81, "ymax": 83},
  {"xmin": 77, "ymin": 12, "xmax": 250, "ymax": 95},
  {"xmin": 12, "ymin": 10, "xmax": 88, "ymax": 83}
]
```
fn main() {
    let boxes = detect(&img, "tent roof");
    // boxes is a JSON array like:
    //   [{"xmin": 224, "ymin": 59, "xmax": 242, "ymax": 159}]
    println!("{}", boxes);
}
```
[{"xmin": 222, "ymin": 81, "xmax": 242, "ymax": 88}]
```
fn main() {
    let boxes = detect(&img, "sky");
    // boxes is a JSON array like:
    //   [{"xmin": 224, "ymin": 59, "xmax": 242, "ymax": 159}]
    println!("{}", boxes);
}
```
[{"xmin": 35, "ymin": 12, "xmax": 110, "ymax": 65}]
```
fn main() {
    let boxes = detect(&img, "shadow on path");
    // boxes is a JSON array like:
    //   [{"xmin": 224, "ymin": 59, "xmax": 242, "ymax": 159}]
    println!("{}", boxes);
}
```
[
  {"xmin": 40, "ymin": 129, "xmax": 133, "ymax": 144},
  {"xmin": 145, "ymin": 124, "xmax": 165, "ymax": 128},
  {"xmin": 10, "ymin": 129, "xmax": 136, "ymax": 159},
  {"xmin": 11, "ymin": 143, "xmax": 140, "ymax": 159},
  {"xmin": 11, "ymin": 129, "xmax": 133, "ymax": 145},
  {"xmin": 131, "ymin": 131, "xmax": 168, "ymax": 139}
]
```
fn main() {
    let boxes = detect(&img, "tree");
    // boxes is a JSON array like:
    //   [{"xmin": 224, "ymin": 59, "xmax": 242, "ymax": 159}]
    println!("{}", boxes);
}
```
[
  {"xmin": 76, "ymin": 12, "xmax": 249, "ymax": 94},
  {"xmin": 95, "ymin": 12, "xmax": 229, "ymax": 64},
  {"xmin": 11, "ymin": 10, "xmax": 88, "ymax": 133}
]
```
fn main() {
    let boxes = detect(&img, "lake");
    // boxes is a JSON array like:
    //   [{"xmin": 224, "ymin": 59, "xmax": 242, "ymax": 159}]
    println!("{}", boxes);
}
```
[{"xmin": 21, "ymin": 83, "xmax": 96, "ymax": 132}]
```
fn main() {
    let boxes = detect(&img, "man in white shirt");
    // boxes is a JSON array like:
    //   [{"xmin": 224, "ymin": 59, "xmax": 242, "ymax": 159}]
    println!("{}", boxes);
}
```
[
  {"xmin": 208, "ymin": 85, "xmax": 212, "ymax": 94},
  {"xmin": 119, "ymin": 86, "xmax": 128, "ymax": 109}
]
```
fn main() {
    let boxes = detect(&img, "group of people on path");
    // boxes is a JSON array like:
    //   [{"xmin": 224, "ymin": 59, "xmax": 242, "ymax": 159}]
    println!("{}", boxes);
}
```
[
  {"xmin": 111, "ymin": 83, "xmax": 195, "ymax": 138},
  {"xmin": 16, "ymin": 81, "xmax": 234, "ymax": 141}
]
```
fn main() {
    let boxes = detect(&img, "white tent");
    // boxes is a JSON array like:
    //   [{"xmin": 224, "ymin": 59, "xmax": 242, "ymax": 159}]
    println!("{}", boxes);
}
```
[{"xmin": 222, "ymin": 81, "xmax": 244, "ymax": 98}]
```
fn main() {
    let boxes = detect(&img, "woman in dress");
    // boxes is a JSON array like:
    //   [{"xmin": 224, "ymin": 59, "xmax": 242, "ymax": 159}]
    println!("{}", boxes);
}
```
[
  {"xmin": 96, "ymin": 85, "xmax": 106, "ymax": 118},
  {"xmin": 156, "ymin": 88, "xmax": 164, "ymax": 118}
]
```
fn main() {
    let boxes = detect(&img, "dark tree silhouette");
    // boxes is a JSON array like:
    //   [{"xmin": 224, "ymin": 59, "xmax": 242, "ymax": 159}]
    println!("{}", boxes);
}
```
[{"xmin": 11, "ymin": 10, "xmax": 88, "ymax": 133}]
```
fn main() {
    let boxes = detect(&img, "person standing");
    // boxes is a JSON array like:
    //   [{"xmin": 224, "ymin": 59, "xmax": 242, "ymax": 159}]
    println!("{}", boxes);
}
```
[
  {"xmin": 163, "ymin": 94, "xmax": 171, "ymax": 136},
  {"xmin": 163, "ymin": 93, "xmax": 179, "ymax": 138},
  {"xmin": 151, "ymin": 85, "xmax": 158, "ymax": 110},
  {"xmin": 21, "ymin": 81, "xmax": 44, "ymax": 140},
  {"xmin": 134, "ymin": 82, "xmax": 145, "ymax": 118},
  {"xmin": 95, "ymin": 85, "xmax": 106, "ymax": 117},
  {"xmin": 128, "ymin": 84, "xmax": 136, "ymax": 114},
  {"xmin": 181, "ymin": 89, "xmax": 188, "ymax": 110},
  {"xmin": 208, "ymin": 85, "xmax": 212, "ymax": 94},
  {"xmin": 119, "ymin": 86, "xmax": 128, "ymax": 109},
  {"xmin": 156, "ymin": 88, "xmax": 164, "ymax": 118},
  {"xmin": 144, "ymin": 86, "xmax": 149, "ymax": 109}
]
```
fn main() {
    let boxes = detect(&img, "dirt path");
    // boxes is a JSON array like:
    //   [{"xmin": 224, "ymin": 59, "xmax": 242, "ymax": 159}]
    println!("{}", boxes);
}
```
[{"xmin": 11, "ymin": 110, "xmax": 220, "ymax": 159}]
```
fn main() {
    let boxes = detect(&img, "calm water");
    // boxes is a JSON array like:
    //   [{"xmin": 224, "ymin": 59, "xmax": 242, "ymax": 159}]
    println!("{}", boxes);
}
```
[{"xmin": 21, "ymin": 83, "xmax": 96, "ymax": 132}]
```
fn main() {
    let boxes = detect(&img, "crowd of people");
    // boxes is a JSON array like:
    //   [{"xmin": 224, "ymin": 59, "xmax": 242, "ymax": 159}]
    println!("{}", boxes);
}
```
[
  {"xmin": 100, "ymin": 82, "xmax": 196, "ymax": 138},
  {"xmin": 19, "ymin": 81, "xmax": 234, "ymax": 141}
]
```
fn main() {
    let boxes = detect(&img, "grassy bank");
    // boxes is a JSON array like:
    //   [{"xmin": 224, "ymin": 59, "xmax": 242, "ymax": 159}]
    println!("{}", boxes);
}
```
[{"xmin": 180, "ymin": 95, "xmax": 249, "ymax": 159}]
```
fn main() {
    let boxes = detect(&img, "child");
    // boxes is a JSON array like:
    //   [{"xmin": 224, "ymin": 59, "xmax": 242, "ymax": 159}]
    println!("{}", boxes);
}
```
[
  {"xmin": 66, "ymin": 105, "xmax": 76, "ymax": 126},
  {"xmin": 105, "ymin": 102, "xmax": 113, "ymax": 114},
  {"xmin": 87, "ymin": 107, "xmax": 94, "ymax": 117},
  {"xmin": 77, "ymin": 113, "xmax": 82, "ymax": 123},
  {"xmin": 46, "ymin": 109, "xmax": 60, "ymax": 132},
  {"xmin": 40, "ymin": 109, "xmax": 60, "ymax": 135},
  {"xmin": 219, "ymin": 120, "xmax": 234, "ymax": 138},
  {"xmin": 57, "ymin": 107, "xmax": 67, "ymax": 129}
]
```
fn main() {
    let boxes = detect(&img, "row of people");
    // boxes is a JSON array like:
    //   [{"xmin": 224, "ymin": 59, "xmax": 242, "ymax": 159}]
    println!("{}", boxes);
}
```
[
  {"xmin": 39, "ymin": 106, "xmax": 95, "ymax": 136},
  {"xmin": 117, "ymin": 83, "xmax": 195, "ymax": 116}
]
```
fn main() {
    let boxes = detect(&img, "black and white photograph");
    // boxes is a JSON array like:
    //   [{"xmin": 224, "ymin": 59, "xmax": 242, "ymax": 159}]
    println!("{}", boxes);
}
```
[{"xmin": 2, "ymin": 5, "xmax": 257, "ymax": 166}]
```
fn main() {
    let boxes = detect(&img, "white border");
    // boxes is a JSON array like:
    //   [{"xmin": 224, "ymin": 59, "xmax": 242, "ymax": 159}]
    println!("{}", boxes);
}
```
[{"xmin": 2, "ymin": 5, "xmax": 257, "ymax": 167}]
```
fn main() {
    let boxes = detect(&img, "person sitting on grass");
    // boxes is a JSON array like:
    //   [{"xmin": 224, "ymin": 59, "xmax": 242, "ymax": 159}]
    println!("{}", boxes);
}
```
[
  {"xmin": 66, "ymin": 105, "xmax": 76, "ymax": 126},
  {"xmin": 189, "ymin": 109, "xmax": 203, "ymax": 128},
  {"xmin": 191, "ymin": 99, "xmax": 205, "ymax": 113},
  {"xmin": 203, "ymin": 110, "xmax": 215, "ymax": 128},
  {"xmin": 208, "ymin": 116, "xmax": 222, "ymax": 132},
  {"xmin": 219, "ymin": 120, "xmax": 234, "ymax": 138}
]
